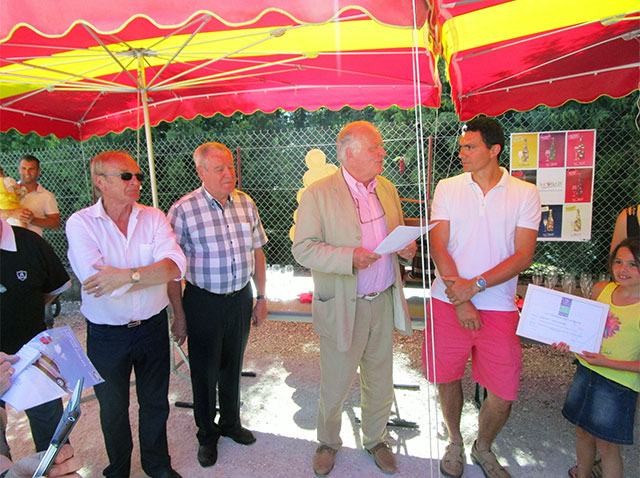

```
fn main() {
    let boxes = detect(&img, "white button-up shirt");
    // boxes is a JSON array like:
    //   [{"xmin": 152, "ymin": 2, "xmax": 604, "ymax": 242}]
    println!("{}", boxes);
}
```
[{"xmin": 66, "ymin": 199, "xmax": 186, "ymax": 325}]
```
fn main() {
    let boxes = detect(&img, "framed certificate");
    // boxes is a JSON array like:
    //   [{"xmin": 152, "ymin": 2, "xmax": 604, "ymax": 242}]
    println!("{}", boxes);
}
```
[{"xmin": 516, "ymin": 285, "xmax": 609, "ymax": 353}]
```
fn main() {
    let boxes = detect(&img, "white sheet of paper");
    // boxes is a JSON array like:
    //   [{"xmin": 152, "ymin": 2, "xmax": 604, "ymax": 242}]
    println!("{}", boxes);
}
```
[
  {"xmin": 516, "ymin": 285, "xmax": 609, "ymax": 353},
  {"xmin": 374, "ymin": 224, "xmax": 436, "ymax": 256}
]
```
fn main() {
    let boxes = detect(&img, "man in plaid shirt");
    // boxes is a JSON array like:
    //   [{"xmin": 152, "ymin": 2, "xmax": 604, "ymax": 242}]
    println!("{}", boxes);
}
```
[{"xmin": 167, "ymin": 142, "xmax": 268, "ymax": 469}]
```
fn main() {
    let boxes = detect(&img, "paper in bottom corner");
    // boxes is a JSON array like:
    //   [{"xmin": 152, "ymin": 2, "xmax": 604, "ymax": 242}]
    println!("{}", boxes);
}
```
[{"xmin": 0, "ymin": 326, "xmax": 103, "ymax": 411}]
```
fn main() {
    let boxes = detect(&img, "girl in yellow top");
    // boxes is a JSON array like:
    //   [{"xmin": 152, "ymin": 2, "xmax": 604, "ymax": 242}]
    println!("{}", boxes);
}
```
[{"xmin": 554, "ymin": 237, "xmax": 640, "ymax": 478}]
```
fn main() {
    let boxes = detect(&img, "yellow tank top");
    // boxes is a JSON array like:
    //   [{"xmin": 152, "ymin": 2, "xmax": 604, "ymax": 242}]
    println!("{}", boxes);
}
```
[
  {"xmin": 578, "ymin": 283, "xmax": 640, "ymax": 391},
  {"xmin": 0, "ymin": 178, "xmax": 22, "ymax": 209}
]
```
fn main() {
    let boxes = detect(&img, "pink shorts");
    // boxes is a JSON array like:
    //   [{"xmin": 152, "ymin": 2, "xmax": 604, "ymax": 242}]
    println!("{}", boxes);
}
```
[{"xmin": 422, "ymin": 298, "xmax": 522, "ymax": 401}]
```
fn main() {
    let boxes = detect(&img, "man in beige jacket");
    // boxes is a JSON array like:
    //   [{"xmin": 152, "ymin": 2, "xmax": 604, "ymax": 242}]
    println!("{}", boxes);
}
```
[{"xmin": 292, "ymin": 121, "xmax": 416, "ymax": 476}]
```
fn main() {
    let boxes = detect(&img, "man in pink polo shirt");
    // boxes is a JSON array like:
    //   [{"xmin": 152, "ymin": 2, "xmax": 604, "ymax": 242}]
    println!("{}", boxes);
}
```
[
  {"xmin": 293, "ymin": 121, "xmax": 416, "ymax": 476},
  {"xmin": 426, "ymin": 117, "xmax": 541, "ymax": 478}
]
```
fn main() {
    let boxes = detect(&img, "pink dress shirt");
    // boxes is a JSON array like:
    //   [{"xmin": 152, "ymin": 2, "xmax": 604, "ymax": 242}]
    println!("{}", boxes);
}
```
[{"xmin": 342, "ymin": 168, "xmax": 395, "ymax": 295}]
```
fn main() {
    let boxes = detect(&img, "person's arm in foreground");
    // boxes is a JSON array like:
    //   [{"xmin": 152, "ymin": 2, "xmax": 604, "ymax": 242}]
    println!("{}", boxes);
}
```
[
  {"xmin": 429, "ymin": 219, "xmax": 482, "ymax": 328},
  {"xmin": 552, "ymin": 281, "xmax": 640, "ymax": 374},
  {"xmin": 610, "ymin": 208, "xmax": 628, "ymax": 254},
  {"xmin": 168, "ymin": 280, "xmax": 187, "ymax": 346},
  {"xmin": 3, "ymin": 443, "xmax": 82, "ymax": 477},
  {"xmin": 552, "ymin": 341, "xmax": 640, "ymax": 373},
  {"xmin": 442, "ymin": 226, "xmax": 538, "ymax": 305},
  {"xmin": 26, "ymin": 212, "xmax": 61, "ymax": 231},
  {"xmin": 252, "ymin": 247, "xmax": 267, "ymax": 327}
]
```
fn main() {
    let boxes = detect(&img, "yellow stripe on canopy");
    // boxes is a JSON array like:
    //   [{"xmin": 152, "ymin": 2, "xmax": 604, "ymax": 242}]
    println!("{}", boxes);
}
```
[
  {"xmin": 441, "ymin": 0, "xmax": 638, "ymax": 61},
  {"xmin": 0, "ymin": 19, "xmax": 428, "ymax": 98}
]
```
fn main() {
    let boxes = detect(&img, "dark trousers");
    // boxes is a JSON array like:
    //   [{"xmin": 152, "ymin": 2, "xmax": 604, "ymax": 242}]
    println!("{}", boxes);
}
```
[
  {"xmin": 87, "ymin": 310, "xmax": 171, "ymax": 478},
  {"xmin": 183, "ymin": 282, "xmax": 252, "ymax": 446},
  {"xmin": 0, "ymin": 394, "xmax": 63, "ymax": 454},
  {"xmin": 25, "ymin": 398, "xmax": 64, "ymax": 452}
]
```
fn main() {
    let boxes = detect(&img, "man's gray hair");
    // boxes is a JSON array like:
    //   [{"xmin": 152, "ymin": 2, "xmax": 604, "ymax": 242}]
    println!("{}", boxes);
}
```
[
  {"xmin": 336, "ymin": 121, "xmax": 379, "ymax": 162},
  {"xmin": 193, "ymin": 142, "xmax": 233, "ymax": 170},
  {"xmin": 90, "ymin": 151, "xmax": 133, "ymax": 196}
]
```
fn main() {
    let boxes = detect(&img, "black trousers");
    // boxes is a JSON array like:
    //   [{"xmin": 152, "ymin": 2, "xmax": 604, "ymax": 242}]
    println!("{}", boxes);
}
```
[
  {"xmin": 183, "ymin": 282, "xmax": 252, "ymax": 446},
  {"xmin": 25, "ymin": 398, "xmax": 64, "ymax": 452},
  {"xmin": 87, "ymin": 310, "xmax": 171, "ymax": 478},
  {"xmin": 0, "ymin": 397, "xmax": 63, "ymax": 453}
]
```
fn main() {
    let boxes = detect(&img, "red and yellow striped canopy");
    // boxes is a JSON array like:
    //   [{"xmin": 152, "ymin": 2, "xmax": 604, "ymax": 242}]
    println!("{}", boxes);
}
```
[
  {"xmin": 1, "ymin": 1, "xmax": 638, "ymax": 140},
  {"xmin": 0, "ymin": 1, "xmax": 438, "ymax": 140},
  {"xmin": 438, "ymin": 0, "xmax": 639, "ymax": 119}
]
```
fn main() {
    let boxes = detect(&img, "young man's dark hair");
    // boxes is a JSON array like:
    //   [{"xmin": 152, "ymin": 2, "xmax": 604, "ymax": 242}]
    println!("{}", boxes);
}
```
[
  {"xmin": 463, "ymin": 117, "xmax": 505, "ymax": 160},
  {"xmin": 20, "ymin": 155, "xmax": 40, "ymax": 167}
]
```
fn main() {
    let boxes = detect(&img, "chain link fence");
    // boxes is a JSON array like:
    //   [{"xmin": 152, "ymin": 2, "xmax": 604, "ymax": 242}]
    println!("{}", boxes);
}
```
[{"xmin": 1, "ymin": 109, "xmax": 637, "ymax": 279}]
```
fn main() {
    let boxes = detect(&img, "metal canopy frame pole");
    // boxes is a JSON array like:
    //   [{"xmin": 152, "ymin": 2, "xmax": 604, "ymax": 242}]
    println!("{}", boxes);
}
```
[{"xmin": 137, "ymin": 55, "xmax": 160, "ymax": 209}]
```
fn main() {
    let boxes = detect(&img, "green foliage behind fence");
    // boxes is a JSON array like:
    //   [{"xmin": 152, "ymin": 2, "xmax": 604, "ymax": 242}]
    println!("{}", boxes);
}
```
[{"xmin": 1, "ymin": 97, "xmax": 638, "ymax": 279}]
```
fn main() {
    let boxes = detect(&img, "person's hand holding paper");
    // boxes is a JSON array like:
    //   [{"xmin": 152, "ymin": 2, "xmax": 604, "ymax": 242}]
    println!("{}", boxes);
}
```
[{"xmin": 373, "ymin": 223, "xmax": 437, "ymax": 256}]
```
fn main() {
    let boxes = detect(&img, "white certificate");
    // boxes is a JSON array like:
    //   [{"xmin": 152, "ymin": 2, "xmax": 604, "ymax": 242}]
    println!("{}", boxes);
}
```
[
  {"xmin": 516, "ymin": 285, "xmax": 609, "ymax": 353},
  {"xmin": 374, "ymin": 223, "xmax": 437, "ymax": 256}
]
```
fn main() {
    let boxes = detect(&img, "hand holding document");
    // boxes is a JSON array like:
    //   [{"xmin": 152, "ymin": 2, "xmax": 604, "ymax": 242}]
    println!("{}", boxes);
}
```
[
  {"xmin": 1, "ymin": 326, "xmax": 103, "ymax": 411},
  {"xmin": 516, "ymin": 285, "xmax": 609, "ymax": 353},
  {"xmin": 374, "ymin": 223, "xmax": 437, "ymax": 256}
]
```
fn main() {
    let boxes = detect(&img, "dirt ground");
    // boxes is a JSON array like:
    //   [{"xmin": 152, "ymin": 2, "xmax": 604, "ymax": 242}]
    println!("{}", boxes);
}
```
[{"xmin": 5, "ymin": 301, "xmax": 639, "ymax": 477}]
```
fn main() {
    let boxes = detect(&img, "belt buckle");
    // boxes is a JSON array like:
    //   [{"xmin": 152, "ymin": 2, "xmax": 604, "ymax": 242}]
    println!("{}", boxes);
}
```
[
  {"xmin": 362, "ymin": 292, "xmax": 379, "ymax": 301},
  {"xmin": 127, "ymin": 320, "xmax": 141, "ymax": 328}
]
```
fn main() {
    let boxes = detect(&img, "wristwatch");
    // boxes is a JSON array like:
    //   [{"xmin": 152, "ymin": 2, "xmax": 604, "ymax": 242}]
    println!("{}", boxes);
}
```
[
  {"xmin": 130, "ymin": 268, "xmax": 141, "ymax": 284},
  {"xmin": 475, "ymin": 276, "xmax": 487, "ymax": 292},
  {"xmin": 256, "ymin": 295, "xmax": 266, "ymax": 300}
]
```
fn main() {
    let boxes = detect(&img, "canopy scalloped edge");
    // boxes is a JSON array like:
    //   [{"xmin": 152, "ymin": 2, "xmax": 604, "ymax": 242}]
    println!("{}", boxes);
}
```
[
  {"xmin": 1, "ymin": 1, "xmax": 429, "ymax": 42},
  {"xmin": 457, "ymin": 90, "xmax": 639, "ymax": 122},
  {"xmin": 0, "ymin": 102, "xmax": 427, "ymax": 141}
]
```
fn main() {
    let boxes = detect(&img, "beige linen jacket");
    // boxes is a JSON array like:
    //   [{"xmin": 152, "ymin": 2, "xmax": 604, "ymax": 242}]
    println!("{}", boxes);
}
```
[{"xmin": 292, "ymin": 168, "xmax": 412, "ymax": 352}]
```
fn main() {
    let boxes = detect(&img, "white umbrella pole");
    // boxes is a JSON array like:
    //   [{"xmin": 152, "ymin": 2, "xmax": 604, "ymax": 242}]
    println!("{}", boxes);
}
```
[
  {"xmin": 141, "ymin": 90, "xmax": 159, "ymax": 209},
  {"xmin": 136, "ymin": 55, "xmax": 160, "ymax": 209}
]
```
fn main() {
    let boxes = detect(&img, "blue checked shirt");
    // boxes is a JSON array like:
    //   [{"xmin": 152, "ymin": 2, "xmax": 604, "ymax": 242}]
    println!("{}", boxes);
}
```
[{"xmin": 168, "ymin": 186, "xmax": 268, "ymax": 294}]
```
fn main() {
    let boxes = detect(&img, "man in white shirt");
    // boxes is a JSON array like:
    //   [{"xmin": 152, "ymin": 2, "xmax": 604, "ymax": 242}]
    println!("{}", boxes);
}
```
[
  {"xmin": 1, "ymin": 155, "xmax": 60, "ymax": 236},
  {"xmin": 66, "ymin": 151, "xmax": 186, "ymax": 478},
  {"xmin": 427, "ymin": 117, "xmax": 541, "ymax": 478}
]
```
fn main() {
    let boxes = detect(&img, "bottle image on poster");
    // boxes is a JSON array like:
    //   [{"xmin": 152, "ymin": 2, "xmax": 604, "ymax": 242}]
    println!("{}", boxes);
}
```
[
  {"xmin": 562, "ymin": 204, "xmax": 591, "ymax": 241},
  {"xmin": 539, "ymin": 132, "xmax": 566, "ymax": 168},
  {"xmin": 565, "ymin": 168, "xmax": 593, "ymax": 203},
  {"xmin": 539, "ymin": 205, "xmax": 563, "ymax": 239},
  {"xmin": 566, "ymin": 130, "xmax": 595, "ymax": 167},
  {"xmin": 511, "ymin": 133, "xmax": 538, "ymax": 169}
]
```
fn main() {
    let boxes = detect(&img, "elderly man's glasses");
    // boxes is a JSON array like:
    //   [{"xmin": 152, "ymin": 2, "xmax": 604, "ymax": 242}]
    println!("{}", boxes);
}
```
[
  {"xmin": 100, "ymin": 172, "xmax": 144, "ymax": 181},
  {"xmin": 354, "ymin": 192, "xmax": 385, "ymax": 224}
]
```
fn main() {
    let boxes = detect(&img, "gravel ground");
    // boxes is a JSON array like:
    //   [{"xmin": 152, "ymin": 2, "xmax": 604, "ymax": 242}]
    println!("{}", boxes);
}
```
[{"xmin": 4, "ymin": 301, "xmax": 639, "ymax": 477}]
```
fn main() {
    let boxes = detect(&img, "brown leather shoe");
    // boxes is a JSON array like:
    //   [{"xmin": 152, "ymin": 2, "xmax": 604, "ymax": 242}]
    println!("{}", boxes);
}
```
[
  {"xmin": 221, "ymin": 426, "xmax": 256, "ymax": 445},
  {"xmin": 312, "ymin": 444, "xmax": 337, "ymax": 476},
  {"xmin": 367, "ymin": 442, "xmax": 397, "ymax": 474},
  {"xmin": 197, "ymin": 441, "xmax": 218, "ymax": 468}
]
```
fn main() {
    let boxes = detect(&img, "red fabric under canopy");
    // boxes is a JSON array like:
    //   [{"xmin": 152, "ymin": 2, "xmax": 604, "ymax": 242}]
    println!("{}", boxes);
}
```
[{"xmin": 0, "ymin": 1, "xmax": 438, "ymax": 140}]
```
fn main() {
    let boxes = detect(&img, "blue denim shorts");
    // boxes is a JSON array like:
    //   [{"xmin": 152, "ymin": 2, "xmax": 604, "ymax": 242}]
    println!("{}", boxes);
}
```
[{"xmin": 562, "ymin": 362, "xmax": 638, "ymax": 445}]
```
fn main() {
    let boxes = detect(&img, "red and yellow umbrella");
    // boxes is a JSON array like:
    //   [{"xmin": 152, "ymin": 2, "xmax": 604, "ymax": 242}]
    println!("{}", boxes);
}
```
[
  {"xmin": 438, "ymin": 0, "xmax": 639, "ymax": 119},
  {"xmin": 0, "ymin": 1, "xmax": 439, "ymax": 140},
  {"xmin": 1, "ymin": 1, "xmax": 439, "ymax": 205}
]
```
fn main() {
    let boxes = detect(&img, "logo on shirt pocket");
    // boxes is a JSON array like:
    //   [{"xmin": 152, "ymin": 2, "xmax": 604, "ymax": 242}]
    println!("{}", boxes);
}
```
[{"xmin": 16, "ymin": 270, "xmax": 27, "ymax": 281}]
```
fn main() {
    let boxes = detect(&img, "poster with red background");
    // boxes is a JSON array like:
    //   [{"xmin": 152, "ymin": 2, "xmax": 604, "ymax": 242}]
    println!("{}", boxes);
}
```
[
  {"xmin": 566, "ymin": 130, "xmax": 595, "ymax": 167},
  {"xmin": 565, "ymin": 168, "xmax": 593, "ymax": 203}
]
